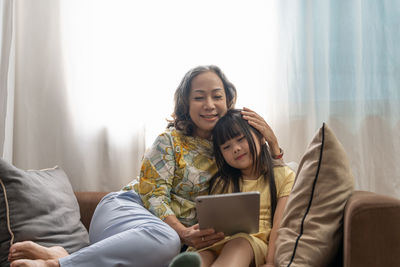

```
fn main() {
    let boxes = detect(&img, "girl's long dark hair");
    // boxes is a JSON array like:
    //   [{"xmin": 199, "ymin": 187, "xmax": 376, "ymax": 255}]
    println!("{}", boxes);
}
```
[{"xmin": 210, "ymin": 109, "xmax": 278, "ymax": 225}]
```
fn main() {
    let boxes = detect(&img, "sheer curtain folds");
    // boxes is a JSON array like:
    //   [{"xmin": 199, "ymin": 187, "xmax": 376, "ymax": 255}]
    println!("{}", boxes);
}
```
[
  {"xmin": 2, "ymin": 0, "xmax": 278, "ymax": 191},
  {"xmin": 0, "ymin": 0, "xmax": 13, "ymax": 159},
  {"xmin": 276, "ymin": 0, "xmax": 400, "ymax": 197},
  {"xmin": 1, "ymin": 1, "xmax": 399, "ymax": 197}
]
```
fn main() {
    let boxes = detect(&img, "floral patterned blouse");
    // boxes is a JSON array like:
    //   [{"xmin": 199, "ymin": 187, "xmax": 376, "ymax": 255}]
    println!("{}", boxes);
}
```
[{"xmin": 123, "ymin": 127, "xmax": 217, "ymax": 226}]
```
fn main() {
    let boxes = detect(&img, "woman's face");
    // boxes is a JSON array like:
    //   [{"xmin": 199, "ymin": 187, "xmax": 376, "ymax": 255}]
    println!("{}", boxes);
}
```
[{"xmin": 189, "ymin": 71, "xmax": 228, "ymax": 139}]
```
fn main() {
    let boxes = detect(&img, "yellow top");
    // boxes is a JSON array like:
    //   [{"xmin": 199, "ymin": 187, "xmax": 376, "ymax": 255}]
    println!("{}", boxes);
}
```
[
  {"xmin": 243, "ymin": 166, "xmax": 295, "ymax": 243},
  {"xmin": 193, "ymin": 166, "xmax": 295, "ymax": 267}
]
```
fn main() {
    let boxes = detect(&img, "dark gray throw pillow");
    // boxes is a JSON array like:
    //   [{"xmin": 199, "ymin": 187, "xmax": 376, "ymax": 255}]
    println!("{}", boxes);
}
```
[{"xmin": 0, "ymin": 158, "xmax": 89, "ymax": 266}]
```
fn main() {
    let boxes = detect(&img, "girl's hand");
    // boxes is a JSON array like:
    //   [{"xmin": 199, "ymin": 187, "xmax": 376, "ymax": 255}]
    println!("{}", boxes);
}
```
[
  {"xmin": 179, "ymin": 224, "xmax": 224, "ymax": 249},
  {"xmin": 241, "ymin": 107, "xmax": 281, "ymax": 156}
]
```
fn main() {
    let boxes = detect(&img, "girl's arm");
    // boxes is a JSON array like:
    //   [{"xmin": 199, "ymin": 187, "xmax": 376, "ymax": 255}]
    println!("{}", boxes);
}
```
[{"xmin": 265, "ymin": 196, "xmax": 289, "ymax": 267}]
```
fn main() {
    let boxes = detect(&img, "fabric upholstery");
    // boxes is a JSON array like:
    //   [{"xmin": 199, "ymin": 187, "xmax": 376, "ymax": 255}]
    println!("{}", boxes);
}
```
[
  {"xmin": 74, "ymin": 191, "xmax": 108, "ymax": 230},
  {"xmin": 0, "ymin": 158, "xmax": 89, "ymax": 267},
  {"xmin": 343, "ymin": 191, "xmax": 400, "ymax": 267},
  {"xmin": 72, "ymin": 190, "xmax": 400, "ymax": 267},
  {"xmin": 274, "ymin": 123, "xmax": 354, "ymax": 266}
]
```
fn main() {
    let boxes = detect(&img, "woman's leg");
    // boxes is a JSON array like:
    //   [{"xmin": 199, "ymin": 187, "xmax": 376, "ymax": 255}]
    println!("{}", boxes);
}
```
[
  {"xmin": 211, "ymin": 238, "xmax": 254, "ymax": 267},
  {"xmin": 11, "ymin": 191, "xmax": 181, "ymax": 267},
  {"xmin": 60, "ymin": 190, "xmax": 181, "ymax": 267}
]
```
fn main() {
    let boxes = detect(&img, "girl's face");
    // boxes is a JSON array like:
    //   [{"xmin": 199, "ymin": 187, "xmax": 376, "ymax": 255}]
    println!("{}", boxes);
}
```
[
  {"xmin": 219, "ymin": 132, "xmax": 261, "ymax": 176},
  {"xmin": 189, "ymin": 71, "xmax": 228, "ymax": 139}
]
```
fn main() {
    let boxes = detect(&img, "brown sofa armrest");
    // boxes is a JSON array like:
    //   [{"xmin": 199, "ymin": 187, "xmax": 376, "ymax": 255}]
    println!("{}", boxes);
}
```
[
  {"xmin": 74, "ymin": 192, "xmax": 109, "ymax": 230},
  {"xmin": 343, "ymin": 191, "xmax": 400, "ymax": 267}
]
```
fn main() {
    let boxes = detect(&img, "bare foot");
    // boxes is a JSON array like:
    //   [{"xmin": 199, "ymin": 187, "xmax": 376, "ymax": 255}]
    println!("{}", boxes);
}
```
[
  {"xmin": 10, "ymin": 259, "xmax": 59, "ymax": 267},
  {"xmin": 8, "ymin": 241, "xmax": 68, "ymax": 262}
]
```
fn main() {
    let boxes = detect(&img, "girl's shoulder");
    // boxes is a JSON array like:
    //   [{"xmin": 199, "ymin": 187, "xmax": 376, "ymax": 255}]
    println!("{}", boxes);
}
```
[
  {"xmin": 273, "ymin": 165, "xmax": 296, "ymax": 183},
  {"xmin": 273, "ymin": 164, "xmax": 295, "ymax": 174},
  {"xmin": 273, "ymin": 165, "xmax": 296, "ymax": 197}
]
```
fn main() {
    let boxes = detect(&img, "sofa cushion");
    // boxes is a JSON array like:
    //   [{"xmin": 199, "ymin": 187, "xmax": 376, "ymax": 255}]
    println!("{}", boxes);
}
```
[
  {"xmin": 0, "ymin": 158, "xmax": 89, "ymax": 266},
  {"xmin": 274, "ymin": 123, "xmax": 354, "ymax": 266}
]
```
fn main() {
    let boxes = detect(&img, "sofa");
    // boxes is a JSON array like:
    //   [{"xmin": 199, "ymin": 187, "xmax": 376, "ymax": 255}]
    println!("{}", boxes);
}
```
[
  {"xmin": 2, "ymin": 124, "xmax": 399, "ymax": 267},
  {"xmin": 74, "ymin": 190, "xmax": 400, "ymax": 267}
]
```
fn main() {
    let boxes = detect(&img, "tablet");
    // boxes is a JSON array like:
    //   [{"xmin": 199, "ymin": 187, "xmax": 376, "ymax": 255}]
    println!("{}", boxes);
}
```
[{"xmin": 195, "ymin": 191, "xmax": 260, "ymax": 236}]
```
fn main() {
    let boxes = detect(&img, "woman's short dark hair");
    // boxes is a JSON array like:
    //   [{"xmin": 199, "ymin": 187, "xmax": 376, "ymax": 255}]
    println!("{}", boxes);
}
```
[{"xmin": 168, "ymin": 65, "xmax": 237, "ymax": 135}]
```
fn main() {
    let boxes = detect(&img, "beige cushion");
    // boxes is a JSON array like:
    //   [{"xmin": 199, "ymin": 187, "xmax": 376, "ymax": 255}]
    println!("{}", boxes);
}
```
[{"xmin": 275, "ymin": 123, "xmax": 354, "ymax": 266}]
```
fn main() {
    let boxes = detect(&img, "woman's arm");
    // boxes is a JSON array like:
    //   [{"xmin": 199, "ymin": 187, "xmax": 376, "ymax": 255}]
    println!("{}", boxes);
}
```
[
  {"xmin": 264, "ymin": 196, "xmax": 289, "ymax": 267},
  {"xmin": 138, "ymin": 132, "xmax": 224, "ymax": 248},
  {"xmin": 241, "ymin": 107, "xmax": 281, "ymax": 157}
]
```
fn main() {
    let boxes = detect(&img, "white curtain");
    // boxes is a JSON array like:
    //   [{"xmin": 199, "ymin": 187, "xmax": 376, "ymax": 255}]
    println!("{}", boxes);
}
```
[
  {"xmin": 273, "ymin": 0, "xmax": 400, "ymax": 198},
  {"xmin": 1, "ymin": 0, "xmax": 399, "ymax": 197},
  {"xmin": 0, "ymin": 0, "xmax": 14, "ymax": 161},
  {"xmin": 9, "ymin": 0, "xmax": 151, "ymax": 191},
  {"xmin": 1, "ymin": 0, "xmax": 278, "ymax": 191}
]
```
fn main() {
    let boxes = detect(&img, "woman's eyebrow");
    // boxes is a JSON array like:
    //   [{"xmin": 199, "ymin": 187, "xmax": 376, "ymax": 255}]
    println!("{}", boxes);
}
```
[{"xmin": 192, "ymin": 88, "xmax": 223, "ymax": 93}]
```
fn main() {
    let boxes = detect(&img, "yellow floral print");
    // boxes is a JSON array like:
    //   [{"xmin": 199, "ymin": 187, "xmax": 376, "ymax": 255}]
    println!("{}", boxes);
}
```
[{"xmin": 123, "ymin": 127, "xmax": 217, "ymax": 226}]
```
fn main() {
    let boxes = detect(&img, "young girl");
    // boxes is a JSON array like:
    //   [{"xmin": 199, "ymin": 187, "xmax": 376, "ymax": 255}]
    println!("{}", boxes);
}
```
[{"xmin": 197, "ymin": 109, "xmax": 295, "ymax": 267}]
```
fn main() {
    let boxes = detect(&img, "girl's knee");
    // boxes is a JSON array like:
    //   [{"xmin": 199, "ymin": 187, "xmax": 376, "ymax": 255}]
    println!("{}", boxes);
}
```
[{"xmin": 225, "ymin": 237, "xmax": 252, "ymax": 250}]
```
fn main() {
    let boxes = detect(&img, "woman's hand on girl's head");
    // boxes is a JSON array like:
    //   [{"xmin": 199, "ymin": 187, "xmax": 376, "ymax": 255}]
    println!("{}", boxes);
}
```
[
  {"xmin": 180, "ymin": 224, "xmax": 224, "ymax": 249},
  {"xmin": 241, "ymin": 107, "xmax": 281, "ymax": 156}
]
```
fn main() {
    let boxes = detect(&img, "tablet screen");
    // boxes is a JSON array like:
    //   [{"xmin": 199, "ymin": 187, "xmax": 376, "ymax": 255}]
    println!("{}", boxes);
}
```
[{"xmin": 195, "ymin": 191, "xmax": 260, "ymax": 236}]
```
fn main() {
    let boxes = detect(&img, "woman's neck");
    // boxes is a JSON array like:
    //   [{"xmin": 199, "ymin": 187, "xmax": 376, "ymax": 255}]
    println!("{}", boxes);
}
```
[{"xmin": 193, "ymin": 128, "xmax": 212, "ymax": 140}]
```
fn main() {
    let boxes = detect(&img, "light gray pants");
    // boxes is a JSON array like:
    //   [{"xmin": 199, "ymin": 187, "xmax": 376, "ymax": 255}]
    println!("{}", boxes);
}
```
[{"xmin": 59, "ymin": 190, "xmax": 181, "ymax": 267}]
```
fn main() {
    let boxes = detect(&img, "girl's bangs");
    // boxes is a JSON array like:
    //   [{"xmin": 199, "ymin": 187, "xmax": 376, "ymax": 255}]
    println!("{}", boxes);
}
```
[{"xmin": 213, "ymin": 117, "xmax": 243, "ymax": 146}]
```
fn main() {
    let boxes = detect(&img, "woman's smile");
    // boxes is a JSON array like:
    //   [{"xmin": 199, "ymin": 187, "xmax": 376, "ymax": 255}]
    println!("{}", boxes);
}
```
[{"xmin": 200, "ymin": 114, "xmax": 219, "ymax": 121}]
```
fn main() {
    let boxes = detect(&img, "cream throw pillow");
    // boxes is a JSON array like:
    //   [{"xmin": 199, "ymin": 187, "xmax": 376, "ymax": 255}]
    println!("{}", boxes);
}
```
[{"xmin": 275, "ymin": 123, "xmax": 354, "ymax": 267}]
